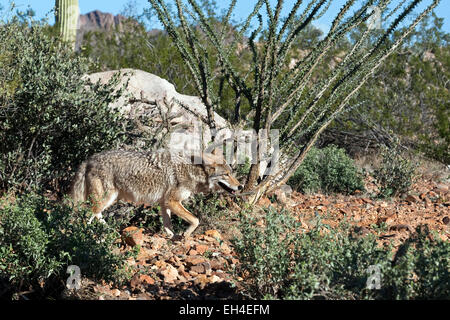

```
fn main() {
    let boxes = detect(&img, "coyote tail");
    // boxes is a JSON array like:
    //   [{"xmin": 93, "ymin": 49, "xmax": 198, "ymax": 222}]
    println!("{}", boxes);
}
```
[{"xmin": 69, "ymin": 161, "xmax": 88, "ymax": 203}]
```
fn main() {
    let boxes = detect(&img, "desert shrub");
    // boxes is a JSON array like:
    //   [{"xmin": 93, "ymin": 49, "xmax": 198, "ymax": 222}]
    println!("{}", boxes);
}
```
[
  {"xmin": 235, "ymin": 157, "xmax": 251, "ymax": 181},
  {"xmin": 288, "ymin": 145, "xmax": 365, "ymax": 194},
  {"xmin": 233, "ymin": 207, "xmax": 450, "ymax": 300},
  {"xmin": 0, "ymin": 193, "xmax": 131, "ymax": 298},
  {"xmin": 0, "ymin": 195, "xmax": 67, "ymax": 294},
  {"xmin": 184, "ymin": 193, "xmax": 229, "ymax": 234},
  {"xmin": 232, "ymin": 208, "xmax": 300, "ymax": 299},
  {"xmin": 381, "ymin": 226, "xmax": 450, "ymax": 299},
  {"xmin": 233, "ymin": 208, "xmax": 389, "ymax": 299},
  {"xmin": 0, "ymin": 18, "xmax": 127, "ymax": 192},
  {"xmin": 373, "ymin": 145, "xmax": 418, "ymax": 198}
]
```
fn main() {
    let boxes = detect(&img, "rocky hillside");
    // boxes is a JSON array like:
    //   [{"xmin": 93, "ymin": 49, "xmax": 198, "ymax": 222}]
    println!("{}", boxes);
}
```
[{"xmin": 75, "ymin": 10, "xmax": 161, "ymax": 50}]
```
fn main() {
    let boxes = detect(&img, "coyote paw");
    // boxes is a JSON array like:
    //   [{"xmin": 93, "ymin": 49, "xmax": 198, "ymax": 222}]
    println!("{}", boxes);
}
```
[
  {"xmin": 88, "ymin": 214, "xmax": 106, "ymax": 225},
  {"xmin": 164, "ymin": 227, "xmax": 175, "ymax": 239},
  {"xmin": 171, "ymin": 234, "xmax": 184, "ymax": 242}
]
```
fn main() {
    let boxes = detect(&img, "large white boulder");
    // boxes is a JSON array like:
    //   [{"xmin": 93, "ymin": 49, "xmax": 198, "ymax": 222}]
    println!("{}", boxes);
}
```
[
  {"xmin": 85, "ymin": 69, "xmax": 275, "ymax": 177},
  {"xmin": 85, "ymin": 69, "xmax": 230, "ymax": 155}
]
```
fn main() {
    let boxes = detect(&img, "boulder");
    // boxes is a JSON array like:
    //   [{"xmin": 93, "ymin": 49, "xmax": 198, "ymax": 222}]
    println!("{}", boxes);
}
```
[
  {"xmin": 121, "ymin": 226, "xmax": 144, "ymax": 247},
  {"xmin": 85, "ymin": 69, "xmax": 277, "ymax": 178},
  {"xmin": 85, "ymin": 69, "xmax": 230, "ymax": 156}
]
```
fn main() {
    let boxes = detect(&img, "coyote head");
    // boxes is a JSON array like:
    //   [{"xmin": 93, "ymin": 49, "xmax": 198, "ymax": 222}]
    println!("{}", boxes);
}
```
[{"xmin": 200, "ymin": 153, "xmax": 243, "ymax": 195}]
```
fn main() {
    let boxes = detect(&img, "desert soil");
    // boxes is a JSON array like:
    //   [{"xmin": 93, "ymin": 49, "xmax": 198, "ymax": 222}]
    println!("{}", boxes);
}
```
[{"xmin": 65, "ymin": 174, "xmax": 449, "ymax": 300}]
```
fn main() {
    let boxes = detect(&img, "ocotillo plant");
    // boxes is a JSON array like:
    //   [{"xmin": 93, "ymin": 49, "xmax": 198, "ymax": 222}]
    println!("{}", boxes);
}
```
[
  {"xmin": 54, "ymin": 0, "xmax": 79, "ymax": 50},
  {"xmin": 148, "ymin": 0, "xmax": 440, "ymax": 202}
]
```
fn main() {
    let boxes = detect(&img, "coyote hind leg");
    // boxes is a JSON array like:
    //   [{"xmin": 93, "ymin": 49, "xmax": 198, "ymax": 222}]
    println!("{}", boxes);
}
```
[
  {"xmin": 167, "ymin": 200, "xmax": 199, "ymax": 237},
  {"xmin": 86, "ymin": 177, "xmax": 118, "ymax": 224}
]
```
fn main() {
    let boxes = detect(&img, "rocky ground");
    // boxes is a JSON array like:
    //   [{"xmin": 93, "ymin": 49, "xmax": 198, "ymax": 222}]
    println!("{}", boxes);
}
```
[
  {"xmin": 66, "ymin": 228, "xmax": 246, "ymax": 300},
  {"xmin": 65, "ymin": 173, "xmax": 449, "ymax": 300},
  {"xmin": 288, "ymin": 175, "xmax": 449, "ymax": 247}
]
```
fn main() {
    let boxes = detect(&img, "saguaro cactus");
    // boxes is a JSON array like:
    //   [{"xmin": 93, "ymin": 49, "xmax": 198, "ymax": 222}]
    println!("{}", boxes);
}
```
[{"xmin": 55, "ymin": 0, "xmax": 79, "ymax": 50}]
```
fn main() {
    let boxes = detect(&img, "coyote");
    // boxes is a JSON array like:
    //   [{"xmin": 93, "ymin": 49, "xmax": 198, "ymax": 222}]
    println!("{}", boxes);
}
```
[{"xmin": 69, "ymin": 150, "xmax": 242, "ymax": 237}]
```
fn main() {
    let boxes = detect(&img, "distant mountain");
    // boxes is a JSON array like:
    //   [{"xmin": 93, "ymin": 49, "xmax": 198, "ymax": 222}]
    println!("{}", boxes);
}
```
[
  {"xmin": 79, "ymin": 10, "xmax": 127, "ymax": 32},
  {"xmin": 76, "ymin": 10, "xmax": 162, "ymax": 50}
]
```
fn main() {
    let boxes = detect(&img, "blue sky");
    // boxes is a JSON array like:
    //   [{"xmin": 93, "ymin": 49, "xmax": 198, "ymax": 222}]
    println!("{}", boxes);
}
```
[{"xmin": 2, "ymin": 0, "xmax": 449, "ymax": 34}]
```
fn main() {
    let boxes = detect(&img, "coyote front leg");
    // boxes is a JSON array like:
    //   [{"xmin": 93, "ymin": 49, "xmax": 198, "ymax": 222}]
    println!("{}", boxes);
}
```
[
  {"xmin": 166, "ymin": 200, "xmax": 199, "ymax": 237},
  {"xmin": 160, "ymin": 204, "xmax": 175, "ymax": 238}
]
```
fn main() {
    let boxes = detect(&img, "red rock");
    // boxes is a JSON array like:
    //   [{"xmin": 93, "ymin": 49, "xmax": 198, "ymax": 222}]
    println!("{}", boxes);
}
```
[
  {"xmin": 189, "ymin": 270, "xmax": 199, "ymax": 277},
  {"xmin": 210, "ymin": 275, "xmax": 223, "ymax": 283},
  {"xmin": 210, "ymin": 258, "xmax": 225, "ymax": 270},
  {"xmin": 257, "ymin": 197, "xmax": 272, "ymax": 207},
  {"xmin": 379, "ymin": 202, "xmax": 389, "ymax": 208},
  {"xmin": 160, "ymin": 264, "xmax": 179, "ymax": 283},
  {"xmin": 194, "ymin": 274, "xmax": 209, "ymax": 289},
  {"xmin": 150, "ymin": 236, "xmax": 167, "ymax": 250},
  {"xmin": 203, "ymin": 236, "xmax": 217, "ymax": 243},
  {"xmin": 213, "ymin": 271, "xmax": 228, "ymax": 279},
  {"xmin": 183, "ymin": 239, "xmax": 196, "ymax": 249},
  {"xmin": 256, "ymin": 220, "xmax": 265, "ymax": 227},
  {"xmin": 139, "ymin": 274, "xmax": 155, "ymax": 285},
  {"xmin": 121, "ymin": 227, "xmax": 144, "ymax": 247},
  {"xmin": 185, "ymin": 255, "xmax": 206, "ymax": 266},
  {"xmin": 205, "ymin": 230, "xmax": 222, "ymax": 241},
  {"xmin": 179, "ymin": 270, "xmax": 190, "ymax": 279},
  {"xmin": 377, "ymin": 216, "xmax": 393, "ymax": 225},
  {"xmin": 220, "ymin": 243, "xmax": 232, "ymax": 255},
  {"xmin": 188, "ymin": 249, "xmax": 198, "ymax": 256},
  {"xmin": 190, "ymin": 264, "xmax": 206, "ymax": 274},
  {"xmin": 389, "ymin": 224, "xmax": 413, "ymax": 232},
  {"xmin": 195, "ymin": 244, "xmax": 209, "ymax": 255},
  {"xmin": 130, "ymin": 274, "xmax": 145, "ymax": 291},
  {"xmin": 405, "ymin": 195, "xmax": 420, "ymax": 203},
  {"xmin": 204, "ymin": 262, "xmax": 212, "ymax": 275},
  {"xmin": 154, "ymin": 260, "xmax": 166, "ymax": 269},
  {"xmin": 435, "ymin": 184, "xmax": 449, "ymax": 192},
  {"xmin": 137, "ymin": 248, "xmax": 157, "ymax": 261}
]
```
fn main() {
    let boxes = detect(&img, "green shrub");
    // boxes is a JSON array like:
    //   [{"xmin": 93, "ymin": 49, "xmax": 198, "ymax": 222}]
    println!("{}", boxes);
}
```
[
  {"xmin": 0, "ymin": 18, "xmax": 126, "ymax": 192},
  {"xmin": 235, "ymin": 157, "xmax": 251, "ymax": 181},
  {"xmin": 288, "ymin": 145, "xmax": 365, "ymax": 194},
  {"xmin": 382, "ymin": 226, "xmax": 450, "ymax": 299},
  {"xmin": 0, "ymin": 193, "xmax": 131, "ymax": 298},
  {"xmin": 373, "ymin": 145, "xmax": 417, "ymax": 198},
  {"xmin": 0, "ymin": 195, "xmax": 67, "ymax": 292},
  {"xmin": 233, "ymin": 207, "xmax": 450, "ymax": 300}
]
